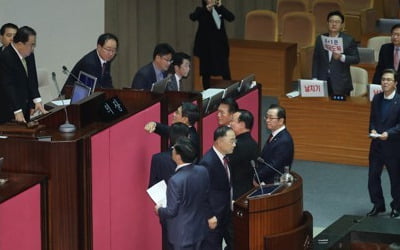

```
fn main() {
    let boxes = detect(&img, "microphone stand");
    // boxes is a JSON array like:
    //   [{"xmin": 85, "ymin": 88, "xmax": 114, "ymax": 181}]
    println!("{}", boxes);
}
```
[{"xmin": 52, "ymin": 72, "xmax": 76, "ymax": 133}]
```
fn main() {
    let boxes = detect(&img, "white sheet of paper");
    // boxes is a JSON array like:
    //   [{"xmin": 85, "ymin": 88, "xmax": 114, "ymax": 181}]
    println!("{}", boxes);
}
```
[
  {"xmin": 321, "ymin": 35, "xmax": 344, "ymax": 54},
  {"xmin": 51, "ymin": 99, "xmax": 71, "ymax": 106},
  {"xmin": 147, "ymin": 180, "xmax": 167, "ymax": 207}
]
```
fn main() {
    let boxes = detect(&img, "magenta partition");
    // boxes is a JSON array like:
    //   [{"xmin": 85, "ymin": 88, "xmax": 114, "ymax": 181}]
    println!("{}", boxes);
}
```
[
  {"xmin": 0, "ymin": 184, "xmax": 41, "ymax": 250},
  {"xmin": 202, "ymin": 88, "xmax": 260, "ymax": 155},
  {"xmin": 92, "ymin": 102, "xmax": 162, "ymax": 250}
]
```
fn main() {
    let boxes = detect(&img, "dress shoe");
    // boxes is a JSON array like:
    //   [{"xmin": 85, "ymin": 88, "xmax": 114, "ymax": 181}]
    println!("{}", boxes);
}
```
[
  {"xmin": 366, "ymin": 206, "xmax": 385, "ymax": 216},
  {"xmin": 390, "ymin": 209, "xmax": 400, "ymax": 218}
]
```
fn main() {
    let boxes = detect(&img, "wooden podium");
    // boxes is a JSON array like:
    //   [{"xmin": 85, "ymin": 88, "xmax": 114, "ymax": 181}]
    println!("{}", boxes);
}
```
[{"xmin": 233, "ymin": 173, "xmax": 312, "ymax": 250}]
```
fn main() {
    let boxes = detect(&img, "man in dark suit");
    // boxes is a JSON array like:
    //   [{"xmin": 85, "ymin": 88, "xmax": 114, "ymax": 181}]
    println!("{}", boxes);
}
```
[
  {"xmin": 0, "ymin": 26, "xmax": 47, "ymax": 123},
  {"xmin": 367, "ymin": 68, "xmax": 400, "ymax": 218},
  {"xmin": 144, "ymin": 102, "xmax": 201, "ymax": 156},
  {"xmin": 131, "ymin": 43, "xmax": 175, "ymax": 90},
  {"xmin": 65, "ymin": 33, "xmax": 118, "ymax": 89},
  {"xmin": 217, "ymin": 98, "xmax": 238, "ymax": 127},
  {"xmin": 312, "ymin": 10, "xmax": 360, "ymax": 96},
  {"xmin": 228, "ymin": 109, "xmax": 259, "ymax": 200},
  {"xmin": 166, "ymin": 52, "xmax": 191, "ymax": 92},
  {"xmin": 199, "ymin": 126, "xmax": 236, "ymax": 250},
  {"xmin": 258, "ymin": 104, "xmax": 294, "ymax": 184},
  {"xmin": 372, "ymin": 24, "xmax": 400, "ymax": 87},
  {"xmin": 156, "ymin": 137, "xmax": 216, "ymax": 250},
  {"xmin": 0, "ymin": 23, "xmax": 18, "ymax": 51}
]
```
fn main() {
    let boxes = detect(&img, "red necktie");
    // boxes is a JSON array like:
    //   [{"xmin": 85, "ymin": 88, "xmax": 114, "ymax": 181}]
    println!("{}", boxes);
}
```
[
  {"xmin": 268, "ymin": 134, "xmax": 273, "ymax": 143},
  {"xmin": 223, "ymin": 156, "xmax": 233, "ymax": 210},
  {"xmin": 394, "ymin": 47, "xmax": 399, "ymax": 71}
]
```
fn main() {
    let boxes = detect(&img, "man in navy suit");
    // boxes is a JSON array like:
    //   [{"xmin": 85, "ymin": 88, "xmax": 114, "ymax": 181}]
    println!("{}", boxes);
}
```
[
  {"xmin": 167, "ymin": 52, "xmax": 191, "ymax": 92},
  {"xmin": 372, "ymin": 24, "xmax": 400, "ymax": 87},
  {"xmin": 312, "ymin": 10, "xmax": 360, "ymax": 96},
  {"xmin": 131, "ymin": 43, "xmax": 175, "ymax": 90},
  {"xmin": 367, "ymin": 68, "xmax": 400, "ymax": 218},
  {"xmin": 258, "ymin": 104, "xmax": 294, "ymax": 184},
  {"xmin": 156, "ymin": 137, "xmax": 216, "ymax": 250},
  {"xmin": 0, "ymin": 26, "xmax": 47, "ymax": 123},
  {"xmin": 65, "ymin": 33, "xmax": 118, "ymax": 89},
  {"xmin": 199, "ymin": 126, "xmax": 236, "ymax": 250}
]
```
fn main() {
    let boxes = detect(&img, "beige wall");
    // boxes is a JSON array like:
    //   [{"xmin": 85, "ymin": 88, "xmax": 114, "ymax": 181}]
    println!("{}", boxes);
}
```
[{"xmin": 105, "ymin": 0, "xmax": 277, "ymax": 89}]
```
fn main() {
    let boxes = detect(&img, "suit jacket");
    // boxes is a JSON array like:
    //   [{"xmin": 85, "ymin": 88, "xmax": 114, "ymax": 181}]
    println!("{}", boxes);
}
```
[
  {"xmin": 158, "ymin": 164, "xmax": 210, "ymax": 247},
  {"xmin": 369, "ymin": 92, "xmax": 400, "ymax": 155},
  {"xmin": 372, "ymin": 43, "xmax": 400, "ymax": 85},
  {"xmin": 259, "ymin": 129, "xmax": 294, "ymax": 184},
  {"xmin": 0, "ymin": 46, "xmax": 40, "ymax": 123},
  {"xmin": 131, "ymin": 62, "xmax": 167, "ymax": 90},
  {"xmin": 190, "ymin": 5, "xmax": 234, "ymax": 76},
  {"xmin": 166, "ymin": 74, "xmax": 179, "ymax": 91},
  {"xmin": 65, "ymin": 49, "xmax": 113, "ymax": 89},
  {"xmin": 312, "ymin": 32, "xmax": 360, "ymax": 95},
  {"xmin": 227, "ymin": 132, "xmax": 259, "ymax": 199},
  {"xmin": 199, "ymin": 148, "xmax": 231, "ymax": 227},
  {"xmin": 148, "ymin": 149, "xmax": 177, "ymax": 188}
]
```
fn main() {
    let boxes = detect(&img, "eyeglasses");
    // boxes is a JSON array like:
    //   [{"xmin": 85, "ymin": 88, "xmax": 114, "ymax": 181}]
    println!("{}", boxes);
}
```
[
  {"xmin": 102, "ymin": 47, "xmax": 117, "ymax": 54},
  {"xmin": 328, "ymin": 20, "xmax": 342, "ymax": 24},
  {"xmin": 161, "ymin": 56, "xmax": 173, "ymax": 64},
  {"xmin": 264, "ymin": 116, "xmax": 280, "ymax": 121},
  {"xmin": 381, "ymin": 78, "xmax": 395, "ymax": 82}
]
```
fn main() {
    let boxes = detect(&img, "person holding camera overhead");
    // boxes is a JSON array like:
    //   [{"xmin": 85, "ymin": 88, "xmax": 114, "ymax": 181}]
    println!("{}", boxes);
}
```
[{"xmin": 190, "ymin": 0, "xmax": 235, "ymax": 90}]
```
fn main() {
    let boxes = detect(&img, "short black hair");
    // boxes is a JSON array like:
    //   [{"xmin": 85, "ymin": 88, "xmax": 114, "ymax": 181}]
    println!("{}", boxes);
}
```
[
  {"xmin": 97, "ymin": 33, "xmax": 118, "ymax": 48},
  {"xmin": 382, "ymin": 68, "xmax": 398, "ymax": 82},
  {"xmin": 169, "ymin": 122, "xmax": 189, "ymax": 145},
  {"xmin": 391, "ymin": 23, "xmax": 400, "ymax": 33},
  {"xmin": 181, "ymin": 102, "xmax": 200, "ymax": 126},
  {"xmin": 172, "ymin": 52, "xmax": 190, "ymax": 67},
  {"xmin": 220, "ymin": 97, "xmax": 239, "ymax": 114},
  {"xmin": 237, "ymin": 109, "xmax": 254, "ymax": 130},
  {"xmin": 267, "ymin": 104, "xmax": 286, "ymax": 120},
  {"xmin": 327, "ymin": 10, "xmax": 344, "ymax": 23},
  {"xmin": 173, "ymin": 137, "xmax": 197, "ymax": 163},
  {"xmin": 213, "ymin": 125, "xmax": 233, "ymax": 141},
  {"xmin": 153, "ymin": 43, "xmax": 175, "ymax": 60},
  {"xmin": 0, "ymin": 23, "xmax": 18, "ymax": 35},
  {"xmin": 13, "ymin": 26, "xmax": 36, "ymax": 44}
]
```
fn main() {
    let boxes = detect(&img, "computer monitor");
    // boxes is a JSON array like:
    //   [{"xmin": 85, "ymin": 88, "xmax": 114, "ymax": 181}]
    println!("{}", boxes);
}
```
[
  {"xmin": 78, "ymin": 71, "xmax": 97, "ymax": 93},
  {"xmin": 0, "ymin": 157, "xmax": 3, "ymax": 173},
  {"xmin": 70, "ymin": 82, "xmax": 92, "ymax": 104},
  {"xmin": 151, "ymin": 75, "xmax": 172, "ymax": 93},
  {"xmin": 222, "ymin": 81, "xmax": 240, "ymax": 99},
  {"xmin": 204, "ymin": 90, "xmax": 224, "ymax": 114},
  {"xmin": 238, "ymin": 74, "xmax": 255, "ymax": 93}
]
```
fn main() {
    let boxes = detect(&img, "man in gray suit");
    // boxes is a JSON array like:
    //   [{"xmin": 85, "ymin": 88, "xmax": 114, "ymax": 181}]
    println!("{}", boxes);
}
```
[
  {"xmin": 156, "ymin": 137, "xmax": 217, "ymax": 250},
  {"xmin": 312, "ymin": 10, "xmax": 360, "ymax": 96}
]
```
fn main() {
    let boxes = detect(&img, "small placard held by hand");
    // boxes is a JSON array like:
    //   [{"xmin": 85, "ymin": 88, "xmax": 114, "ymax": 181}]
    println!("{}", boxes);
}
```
[{"xmin": 100, "ymin": 96, "xmax": 127, "ymax": 121}]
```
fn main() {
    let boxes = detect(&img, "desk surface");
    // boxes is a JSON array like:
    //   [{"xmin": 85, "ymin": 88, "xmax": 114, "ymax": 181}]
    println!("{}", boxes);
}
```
[
  {"xmin": 279, "ymin": 96, "xmax": 371, "ymax": 166},
  {"xmin": 0, "ymin": 172, "xmax": 46, "ymax": 203}
]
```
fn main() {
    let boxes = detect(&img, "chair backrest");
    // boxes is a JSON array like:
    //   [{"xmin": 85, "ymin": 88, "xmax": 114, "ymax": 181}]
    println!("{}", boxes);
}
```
[
  {"xmin": 367, "ymin": 36, "xmax": 391, "ymax": 62},
  {"xmin": 277, "ymin": 0, "xmax": 308, "ymax": 35},
  {"xmin": 344, "ymin": 0, "xmax": 374, "ymax": 12},
  {"xmin": 350, "ymin": 66, "xmax": 368, "ymax": 96},
  {"xmin": 280, "ymin": 11, "xmax": 315, "ymax": 49},
  {"xmin": 245, "ymin": 10, "xmax": 278, "ymax": 42},
  {"xmin": 311, "ymin": 0, "xmax": 344, "ymax": 35}
]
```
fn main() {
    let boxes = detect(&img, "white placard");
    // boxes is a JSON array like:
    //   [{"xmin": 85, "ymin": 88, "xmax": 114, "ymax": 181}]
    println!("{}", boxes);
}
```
[
  {"xmin": 146, "ymin": 180, "xmax": 167, "ymax": 207},
  {"xmin": 321, "ymin": 35, "xmax": 344, "ymax": 54},
  {"xmin": 299, "ymin": 79, "xmax": 328, "ymax": 97},
  {"xmin": 368, "ymin": 84, "xmax": 383, "ymax": 101}
]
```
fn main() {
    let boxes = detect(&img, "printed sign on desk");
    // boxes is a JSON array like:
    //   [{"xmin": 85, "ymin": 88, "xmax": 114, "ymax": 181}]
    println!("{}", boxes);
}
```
[
  {"xmin": 368, "ymin": 84, "xmax": 383, "ymax": 101},
  {"xmin": 321, "ymin": 35, "xmax": 343, "ymax": 54},
  {"xmin": 299, "ymin": 79, "xmax": 328, "ymax": 97}
]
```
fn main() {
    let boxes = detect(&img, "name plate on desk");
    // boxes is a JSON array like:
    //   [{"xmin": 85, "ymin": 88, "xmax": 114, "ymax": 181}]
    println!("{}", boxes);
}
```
[
  {"xmin": 368, "ymin": 84, "xmax": 383, "ymax": 101},
  {"xmin": 299, "ymin": 79, "xmax": 328, "ymax": 97}
]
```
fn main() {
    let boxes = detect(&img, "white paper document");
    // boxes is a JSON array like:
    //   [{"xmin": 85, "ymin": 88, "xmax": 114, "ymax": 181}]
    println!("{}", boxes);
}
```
[
  {"xmin": 201, "ymin": 88, "xmax": 224, "ymax": 100},
  {"xmin": 51, "ymin": 99, "xmax": 71, "ymax": 106},
  {"xmin": 147, "ymin": 180, "xmax": 167, "ymax": 207}
]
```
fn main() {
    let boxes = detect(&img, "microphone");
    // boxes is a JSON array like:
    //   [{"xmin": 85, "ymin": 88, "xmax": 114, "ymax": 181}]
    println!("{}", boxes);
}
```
[
  {"xmin": 52, "ymin": 72, "xmax": 76, "ymax": 133},
  {"xmin": 62, "ymin": 65, "xmax": 82, "ymax": 85},
  {"xmin": 250, "ymin": 160, "xmax": 263, "ymax": 194},
  {"xmin": 257, "ymin": 157, "xmax": 283, "ymax": 176}
]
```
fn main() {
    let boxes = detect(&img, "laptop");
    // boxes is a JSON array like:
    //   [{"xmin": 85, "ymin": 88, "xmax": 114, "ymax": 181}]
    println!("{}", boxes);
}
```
[
  {"xmin": 222, "ymin": 81, "xmax": 240, "ymax": 99},
  {"xmin": 78, "ymin": 71, "xmax": 97, "ymax": 93},
  {"xmin": 70, "ymin": 82, "xmax": 92, "ymax": 104},
  {"xmin": 238, "ymin": 74, "xmax": 256, "ymax": 93},
  {"xmin": 151, "ymin": 75, "xmax": 172, "ymax": 93},
  {"xmin": 204, "ymin": 90, "xmax": 224, "ymax": 114}
]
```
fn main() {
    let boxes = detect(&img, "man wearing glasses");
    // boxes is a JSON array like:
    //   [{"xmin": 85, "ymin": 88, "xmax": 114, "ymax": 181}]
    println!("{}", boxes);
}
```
[
  {"xmin": 258, "ymin": 104, "xmax": 294, "ymax": 184},
  {"xmin": 367, "ymin": 68, "xmax": 400, "ymax": 218},
  {"xmin": 65, "ymin": 33, "xmax": 118, "ymax": 89},
  {"xmin": 131, "ymin": 43, "xmax": 175, "ymax": 90},
  {"xmin": 373, "ymin": 24, "xmax": 400, "ymax": 90}
]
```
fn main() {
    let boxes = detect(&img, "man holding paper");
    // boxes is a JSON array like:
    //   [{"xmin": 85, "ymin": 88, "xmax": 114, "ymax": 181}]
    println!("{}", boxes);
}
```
[
  {"xmin": 312, "ymin": 10, "xmax": 359, "ymax": 96},
  {"xmin": 155, "ymin": 137, "xmax": 216, "ymax": 250}
]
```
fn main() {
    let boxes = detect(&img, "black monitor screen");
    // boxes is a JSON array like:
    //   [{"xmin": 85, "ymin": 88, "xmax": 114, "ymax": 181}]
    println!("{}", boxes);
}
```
[
  {"xmin": 78, "ymin": 71, "xmax": 97, "ymax": 93},
  {"xmin": 71, "ymin": 83, "xmax": 91, "ymax": 104}
]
